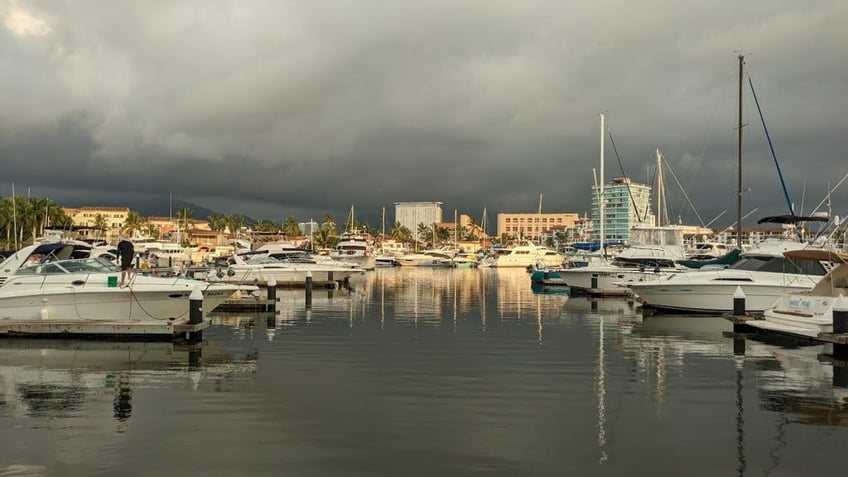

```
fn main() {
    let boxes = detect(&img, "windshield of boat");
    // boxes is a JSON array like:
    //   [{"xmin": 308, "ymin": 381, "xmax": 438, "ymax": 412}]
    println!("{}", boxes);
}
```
[
  {"xmin": 244, "ymin": 256, "xmax": 282, "ymax": 265},
  {"xmin": 730, "ymin": 256, "xmax": 828, "ymax": 275},
  {"xmin": 17, "ymin": 257, "xmax": 121, "ymax": 275}
]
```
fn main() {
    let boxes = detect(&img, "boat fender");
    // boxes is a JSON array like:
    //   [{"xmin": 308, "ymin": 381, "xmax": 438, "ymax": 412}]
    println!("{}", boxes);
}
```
[
  {"xmin": 227, "ymin": 268, "xmax": 236, "ymax": 277},
  {"xmin": 216, "ymin": 270, "xmax": 224, "ymax": 279}
]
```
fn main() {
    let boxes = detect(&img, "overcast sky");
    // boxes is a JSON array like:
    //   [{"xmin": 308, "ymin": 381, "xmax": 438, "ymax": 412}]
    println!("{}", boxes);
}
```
[{"xmin": 2, "ymin": 0, "xmax": 846, "ymax": 229}]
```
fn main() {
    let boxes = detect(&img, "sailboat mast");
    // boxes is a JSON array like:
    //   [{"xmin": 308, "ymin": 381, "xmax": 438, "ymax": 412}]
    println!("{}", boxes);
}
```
[
  {"xmin": 736, "ymin": 55, "xmax": 744, "ymax": 250},
  {"xmin": 537, "ymin": 193, "xmax": 543, "ymax": 245},
  {"xmin": 655, "ymin": 148, "xmax": 664, "ymax": 226},
  {"xmin": 599, "ymin": 113, "xmax": 605, "ymax": 255}
]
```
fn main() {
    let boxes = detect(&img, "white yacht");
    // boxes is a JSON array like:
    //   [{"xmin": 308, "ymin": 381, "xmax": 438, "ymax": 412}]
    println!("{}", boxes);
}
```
[
  {"xmin": 556, "ymin": 224, "xmax": 689, "ymax": 293},
  {"xmin": 484, "ymin": 241, "xmax": 563, "ymax": 269},
  {"xmin": 329, "ymin": 229, "xmax": 376, "ymax": 270},
  {"xmin": 0, "ymin": 241, "xmax": 243, "ymax": 322},
  {"xmin": 396, "ymin": 248, "xmax": 457, "ymax": 267},
  {"xmin": 208, "ymin": 253, "xmax": 365, "ymax": 287},
  {"xmin": 748, "ymin": 249, "xmax": 848, "ymax": 338},
  {"xmin": 628, "ymin": 239, "xmax": 832, "ymax": 313}
]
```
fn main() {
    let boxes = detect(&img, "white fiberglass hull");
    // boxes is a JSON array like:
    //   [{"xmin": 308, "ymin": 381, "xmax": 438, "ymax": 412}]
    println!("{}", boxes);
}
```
[
  {"xmin": 208, "ymin": 265, "xmax": 365, "ymax": 286},
  {"xmin": 628, "ymin": 271, "xmax": 819, "ymax": 313},
  {"xmin": 0, "ymin": 277, "xmax": 239, "ymax": 321},
  {"xmin": 750, "ymin": 294, "xmax": 835, "ymax": 338},
  {"xmin": 492, "ymin": 255, "xmax": 563, "ymax": 269},
  {"xmin": 557, "ymin": 266, "xmax": 672, "ymax": 292}
]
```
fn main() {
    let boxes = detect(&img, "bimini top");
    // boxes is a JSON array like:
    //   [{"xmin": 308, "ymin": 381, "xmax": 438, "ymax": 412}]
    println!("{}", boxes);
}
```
[{"xmin": 757, "ymin": 214, "xmax": 830, "ymax": 225}]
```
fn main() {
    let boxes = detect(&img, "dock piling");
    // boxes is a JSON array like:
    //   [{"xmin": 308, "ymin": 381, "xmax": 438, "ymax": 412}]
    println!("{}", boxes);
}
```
[
  {"xmin": 833, "ymin": 295, "xmax": 848, "ymax": 360},
  {"xmin": 189, "ymin": 287, "xmax": 203, "ymax": 325},
  {"xmin": 266, "ymin": 278, "xmax": 277, "ymax": 313},
  {"xmin": 305, "ymin": 271, "xmax": 313, "ymax": 309}
]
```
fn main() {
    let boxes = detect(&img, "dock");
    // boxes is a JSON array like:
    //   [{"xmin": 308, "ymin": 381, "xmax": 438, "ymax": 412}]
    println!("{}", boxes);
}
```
[
  {"xmin": 0, "ymin": 318, "xmax": 210, "ymax": 342},
  {"xmin": 216, "ymin": 298, "xmax": 278, "ymax": 312}
]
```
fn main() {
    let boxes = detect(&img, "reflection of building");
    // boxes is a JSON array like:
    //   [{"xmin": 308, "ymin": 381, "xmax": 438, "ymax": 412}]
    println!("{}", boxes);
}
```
[{"xmin": 394, "ymin": 202, "xmax": 443, "ymax": 235}]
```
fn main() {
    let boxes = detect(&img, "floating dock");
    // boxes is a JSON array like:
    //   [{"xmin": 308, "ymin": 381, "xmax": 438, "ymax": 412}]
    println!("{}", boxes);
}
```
[{"xmin": 0, "ymin": 318, "xmax": 209, "ymax": 342}]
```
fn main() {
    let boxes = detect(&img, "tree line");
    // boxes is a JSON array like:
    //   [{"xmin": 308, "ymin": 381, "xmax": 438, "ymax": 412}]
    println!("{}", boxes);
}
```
[{"xmin": 1, "ymin": 194, "xmax": 490, "ymax": 250}]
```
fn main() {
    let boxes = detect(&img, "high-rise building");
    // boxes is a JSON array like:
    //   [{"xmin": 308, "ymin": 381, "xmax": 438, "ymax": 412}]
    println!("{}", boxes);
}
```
[
  {"xmin": 590, "ymin": 177, "xmax": 652, "ymax": 242},
  {"xmin": 394, "ymin": 202, "xmax": 443, "ymax": 238}
]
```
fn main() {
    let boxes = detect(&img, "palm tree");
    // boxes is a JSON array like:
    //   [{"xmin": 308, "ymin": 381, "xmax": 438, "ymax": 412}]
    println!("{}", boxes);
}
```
[
  {"xmin": 390, "ymin": 222, "xmax": 411, "ymax": 244},
  {"xmin": 207, "ymin": 211, "xmax": 227, "ymax": 232},
  {"xmin": 322, "ymin": 212, "xmax": 337, "ymax": 235},
  {"xmin": 435, "ymin": 225, "xmax": 451, "ymax": 245},
  {"xmin": 417, "ymin": 223, "xmax": 432, "ymax": 245},
  {"xmin": 123, "ymin": 210, "xmax": 146, "ymax": 238},
  {"xmin": 94, "ymin": 214, "xmax": 108, "ymax": 240},
  {"xmin": 283, "ymin": 215, "xmax": 301, "ymax": 237}
]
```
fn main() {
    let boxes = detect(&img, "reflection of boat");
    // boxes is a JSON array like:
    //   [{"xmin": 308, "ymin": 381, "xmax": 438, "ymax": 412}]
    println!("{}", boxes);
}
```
[
  {"xmin": 740, "ymin": 335, "xmax": 848, "ymax": 425},
  {"xmin": 0, "ymin": 241, "xmax": 242, "ymax": 321},
  {"xmin": 748, "ymin": 249, "xmax": 848, "ymax": 338}
]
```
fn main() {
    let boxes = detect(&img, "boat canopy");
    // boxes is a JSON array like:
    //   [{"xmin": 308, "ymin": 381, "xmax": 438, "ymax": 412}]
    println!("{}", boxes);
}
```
[
  {"xmin": 757, "ymin": 214, "xmax": 830, "ymax": 225},
  {"xmin": 782, "ymin": 249, "xmax": 848, "ymax": 263}
]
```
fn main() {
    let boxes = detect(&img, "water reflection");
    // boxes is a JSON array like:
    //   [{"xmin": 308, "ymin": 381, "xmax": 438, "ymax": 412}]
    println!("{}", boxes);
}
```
[
  {"xmin": 0, "ymin": 339, "xmax": 254, "ymax": 425},
  {"xmin": 740, "ymin": 335, "xmax": 848, "ymax": 426}
]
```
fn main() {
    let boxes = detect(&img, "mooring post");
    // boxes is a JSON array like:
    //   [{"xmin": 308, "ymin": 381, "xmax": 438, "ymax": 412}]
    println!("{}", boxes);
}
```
[
  {"xmin": 305, "ymin": 270, "xmax": 313, "ymax": 309},
  {"xmin": 733, "ymin": 286, "xmax": 746, "ymax": 316},
  {"xmin": 328, "ymin": 271, "xmax": 334, "ymax": 288},
  {"xmin": 732, "ymin": 286, "xmax": 747, "ymax": 333},
  {"xmin": 266, "ymin": 277, "xmax": 277, "ymax": 313},
  {"xmin": 833, "ymin": 294, "xmax": 848, "ymax": 362},
  {"xmin": 189, "ymin": 286, "xmax": 203, "ymax": 325}
]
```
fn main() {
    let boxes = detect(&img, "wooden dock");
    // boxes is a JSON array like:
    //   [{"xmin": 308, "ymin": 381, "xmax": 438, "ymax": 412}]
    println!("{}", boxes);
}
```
[
  {"xmin": 216, "ymin": 298, "xmax": 277, "ymax": 312},
  {"xmin": 0, "ymin": 318, "xmax": 209, "ymax": 342}
]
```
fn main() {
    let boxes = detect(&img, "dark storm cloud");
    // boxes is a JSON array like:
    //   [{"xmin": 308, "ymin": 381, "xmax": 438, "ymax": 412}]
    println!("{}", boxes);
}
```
[{"xmin": 2, "ymin": 0, "xmax": 846, "ymax": 227}]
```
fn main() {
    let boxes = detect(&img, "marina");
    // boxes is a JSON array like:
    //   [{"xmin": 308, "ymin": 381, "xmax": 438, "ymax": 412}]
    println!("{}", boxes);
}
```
[{"xmin": 1, "ymin": 267, "xmax": 848, "ymax": 475}]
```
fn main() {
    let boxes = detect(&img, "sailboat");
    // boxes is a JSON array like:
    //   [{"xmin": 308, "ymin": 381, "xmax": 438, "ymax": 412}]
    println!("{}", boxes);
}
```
[
  {"xmin": 552, "ymin": 115, "xmax": 688, "ymax": 293},
  {"xmin": 628, "ymin": 56, "xmax": 834, "ymax": 313}
]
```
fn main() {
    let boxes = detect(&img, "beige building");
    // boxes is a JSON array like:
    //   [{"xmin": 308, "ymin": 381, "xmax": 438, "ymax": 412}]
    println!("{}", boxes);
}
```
[
  {"xmin": 496, "ymin": 212, "xmax": 580, "ymax": 242},
  {"xmin": 63, "ymin": 206, "xmax": 130, "ymax": 242}
]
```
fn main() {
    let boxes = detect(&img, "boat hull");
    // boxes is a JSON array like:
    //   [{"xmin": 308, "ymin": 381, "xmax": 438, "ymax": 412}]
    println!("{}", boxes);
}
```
[
  {"xmin": 629, "ymin": 272, "xmax": 818, "ymax": 313},
  {"xmin": 0, "ymin": 281, "xmax": 239, "ymax": 321},
  {"xmin": 750, "ymin": 294, "xmax": 836, "ymax": 338}
]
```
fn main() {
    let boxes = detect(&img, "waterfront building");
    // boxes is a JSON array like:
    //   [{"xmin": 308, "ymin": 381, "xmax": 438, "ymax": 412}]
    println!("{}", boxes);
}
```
[
  {"xmin": 394, "ymin": 202, "xmax": 443, "ymax": 236},
  {"xmin": 496, "ymin": 213, "xmax": 580, "ymax": 243},
  {"xmin": 63, "ymin": 206, "xmax": 130, "ymax": 243},
  {"xmin": 591, "ymin": 177, "xmax": 651, "ymax": 242}
]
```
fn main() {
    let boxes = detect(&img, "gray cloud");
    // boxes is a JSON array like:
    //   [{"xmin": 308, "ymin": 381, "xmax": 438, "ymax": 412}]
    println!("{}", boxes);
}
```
[{"xmin": 2, "ymin": 0, "xmax": 846, "ymax": 228}]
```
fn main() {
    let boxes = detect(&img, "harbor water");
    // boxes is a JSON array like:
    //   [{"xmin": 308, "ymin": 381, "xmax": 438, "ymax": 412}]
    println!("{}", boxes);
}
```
[{"xmin": 1, "ymin": 267, "xmax": 847, "ymax": 476}]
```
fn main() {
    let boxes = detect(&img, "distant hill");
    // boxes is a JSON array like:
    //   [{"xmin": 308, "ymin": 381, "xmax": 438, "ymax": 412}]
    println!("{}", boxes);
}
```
[{"xmin": 64, "ymin": 197, "xmax": 255, "ymax": 223}]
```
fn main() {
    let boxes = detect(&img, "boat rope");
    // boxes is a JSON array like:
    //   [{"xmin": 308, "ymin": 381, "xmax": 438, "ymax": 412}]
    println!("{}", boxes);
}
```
[
  {"xmin": 747, "ymin": 74, "xmax": 794, "ymax": 216},
  {"xmin": 662, "ymin": 158, "xmax": 707, "ymax": 227},
  {"xmin": 606, "ymin": 129, "xmax": 646, "ymax": 222}
]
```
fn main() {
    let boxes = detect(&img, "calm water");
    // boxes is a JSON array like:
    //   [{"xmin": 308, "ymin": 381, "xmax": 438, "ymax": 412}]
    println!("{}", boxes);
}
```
[{"xmin": 1, "ymin": 267, "xmax": 847, "ymax": 476}]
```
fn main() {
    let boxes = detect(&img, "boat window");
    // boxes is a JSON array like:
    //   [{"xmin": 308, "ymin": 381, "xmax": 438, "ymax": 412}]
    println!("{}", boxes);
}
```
[{"xmin": 732, "ymin": 256, "xmax": 827, "ymax": 275}]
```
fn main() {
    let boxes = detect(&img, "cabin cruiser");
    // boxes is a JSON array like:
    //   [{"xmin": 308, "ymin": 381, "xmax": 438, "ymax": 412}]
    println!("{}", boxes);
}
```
[
  {"xmin": 554, "ymin": 225, "xmax": 689, "ymax": 293},
  {"xmin": 207, "ymin": 252, "xmax": 365, "ymax": 287},
  {"xmin": 482, "ymin": 241, "xmax": 563, "ymax": 268},
  {"xmin": 628, "ymin": 239, "xmax": 832, "ymax": 313},
  {"xmin": 0, "ymin": 241, "xmax": 244, "ymax": 322},
  {"xmin": 329, "ymin": 229, "xmax": 376, "ymax": 270}
]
